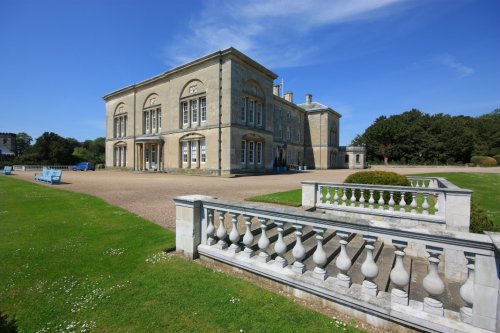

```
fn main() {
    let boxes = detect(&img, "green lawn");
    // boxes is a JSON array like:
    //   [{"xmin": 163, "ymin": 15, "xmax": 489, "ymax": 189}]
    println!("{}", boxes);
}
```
[
  {"xmin": 0, "ymin": 176, "xmax": 363, "ymax": 333},
  {"xmin": 245, "ymin": 173, "xmax": 499, "ymax": 226}
]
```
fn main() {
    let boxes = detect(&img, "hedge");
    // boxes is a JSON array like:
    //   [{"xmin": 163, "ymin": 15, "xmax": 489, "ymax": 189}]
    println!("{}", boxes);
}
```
[
  {"xmin": 470, "ymin": 155, "xmax": 498, "ymax": 167},
  {"xmin": 344, "ymin": 171, "xmax": 411, "ymax": 203}
]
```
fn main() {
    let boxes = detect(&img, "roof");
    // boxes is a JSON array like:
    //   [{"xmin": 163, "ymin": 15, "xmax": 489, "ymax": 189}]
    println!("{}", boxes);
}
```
[
  {"xmin": 0, "ymin": 144, "xmax": 15, "ymax": 155},
  {"xmin": 103, "ymin": 47, "xmax": 278, "ymax": 100},
  {"xmin": 297, "ymin": 102, "xmax": 342, "ymax": 118}
]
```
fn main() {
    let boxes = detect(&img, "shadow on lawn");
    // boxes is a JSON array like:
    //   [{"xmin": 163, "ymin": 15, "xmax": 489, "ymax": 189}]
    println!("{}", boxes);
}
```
[{"xmin": 0, "ymin": 311, "xmax": 18, "ymax": 333}]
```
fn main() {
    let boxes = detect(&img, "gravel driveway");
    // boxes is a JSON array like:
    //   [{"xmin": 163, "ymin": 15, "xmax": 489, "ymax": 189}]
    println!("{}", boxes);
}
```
[{"xmin": 12, "ymin": 166, "xmax": 499, "ymax": 231}]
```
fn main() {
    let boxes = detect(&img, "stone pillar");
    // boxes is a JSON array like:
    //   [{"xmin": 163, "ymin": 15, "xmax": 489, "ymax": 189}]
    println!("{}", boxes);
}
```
[
  {"xmin": 188, "ymin": 141, "xmax": 192, "ymax": 168},
  {"xmin": 301, "ymin": 181, "xmax": 317, "ymax": 208},
  {"xmin": 196, "ymin": 140, "xmax": 201, "ymax": 169},
  {"xmin": 472, "ymin": 253, "xmax": 499, "ymax": 331},
  {"xmin": 142, "ymin": 143, "xmax": 146, "ymax": 171},
  {"xmin": 174, "ymin": 195, "xmax": 213, "ymax": 259},
  {"xmin": 445, "ymin": 190, "xmax": 472, "ymax": 231}
]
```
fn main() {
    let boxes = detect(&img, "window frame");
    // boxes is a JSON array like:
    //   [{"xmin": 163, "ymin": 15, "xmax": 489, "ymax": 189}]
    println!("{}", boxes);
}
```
[
  {"xmin": 200, "ymin": 98, "xmax": 207, "ymax": 123},
  {"xmin": 241, "ymin": 140, "xmax": 247, "ymax": 164},
  {"xmin": 200, "ymin": 139, "xmax": 206, "ymax": 163},
  {"xmin": 257, "ymin": 142, "xmax": 262, "ymax": 164},
  {"xmin": 248, "ymin": 141, "xmax": 255, "ymax": 164}
]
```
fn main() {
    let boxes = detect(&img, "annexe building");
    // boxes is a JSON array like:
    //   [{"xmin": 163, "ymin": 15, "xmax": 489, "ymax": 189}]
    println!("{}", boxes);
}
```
[{"xmin": 103, "ymin": 48, "xmax": 364, "ymax": 175}]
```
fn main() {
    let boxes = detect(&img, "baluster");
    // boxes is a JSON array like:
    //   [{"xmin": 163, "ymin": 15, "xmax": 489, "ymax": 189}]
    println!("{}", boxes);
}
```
[
  {"xmin": 228, "ymin": 212, "xmax": 241, "ymax": 253},
  {"xmin": 410, "ymin": 192, "xmax": 417, "ymax": 214},
  {"xmin": 422, "ymin": 193, "xmax": 429, "ymax": 215},
  {"xmin": 390, "ymin": 241, "xmax": 410, "ymax": 305},
  {"xmin": 410, "ymin": 179, "xmax": 415, "ymax": 187},
  {"xmin": 433, "ymin": 193, "xmax": 439, "ymax": 214},
  {"xmin": 388, "ymin": 191, "xmax": 395, "ymax": 212},
  {"xmin": 399, "ymin": 191, "xmax": 406, "ymax": 213},
  {"xmin": 292, "ymin": 224, "xmax": 306, "ymax": 274},
  {"xmin": 341, "ymin": 187, "xmax": 347, "ymax": 207},
  {"xmin": 326, "ymin": 186, "xmax": 331, "ymax": 205},
  {"xmin": 257, "ymin": 217, "xmax": 270, "ymax": 263},
  {"xmin": 368, "ymin": 190, "xmax": 375, "ymax": 209},
  {"xmin": 333, "ymin": 187, "xmax": 339, "ymax": 206},
  {"xmin": 335, "ymin": 231, "xmax": 352, "ymax": 288},
  {"xmin": 459, "ymin": 252, "xmax": 475, "ymax": 324},
  {"xmin": 312, "ymin": 228, "xmax": 328, "ymax": 280},
  {"xmin": 361, "ymin": 235, "xmax": 379, "ymax": 296},
  {"xmin": 241, "ymin": 215, "xmax": 254, "ymax": 258},
  {"xmin": 215, "ymin": 210, "xmax": 228, "ymax": 249},
  {"xmin": 273, "ymin": 221, "xmax": 288, "ymax": 268},
  {"xmin": 416, "ymin": 180, "xmax": 421, "ymax": 188},
  {"xmin": 350, "ymin": 188, "xmax": 356, "ymax": 207},
  {"xmin": 318, "ymin": 185, "xmax": 323, "ymax": 204},
  {"xmin": 378, "ymin": 190, "xmax": 385, "ymax": 210},
  {"xmin": 423, "ymin": 246, "xmax": 445, "ymax": 316},
  {"xmin": 206, "ymin": 209, "xmax": 216, "ymax": 245},
  {"xmin": 359, "ymin": 190, "xmax": 365, "ymax": 208}
]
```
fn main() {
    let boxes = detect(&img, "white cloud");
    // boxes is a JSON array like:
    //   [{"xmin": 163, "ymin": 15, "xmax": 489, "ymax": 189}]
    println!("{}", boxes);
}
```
[
  {"xmin": 437, "ymin": 55, "xmax": 474, "ymax": 78},
  {"xmin": 164, "ymin": 0, "xmax": 405, "ymax": 68}
]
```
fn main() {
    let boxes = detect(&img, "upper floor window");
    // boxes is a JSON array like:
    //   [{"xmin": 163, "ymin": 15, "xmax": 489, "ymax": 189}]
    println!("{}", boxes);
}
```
[
  {"xmin": 286, "ymin": 126, "xmax": 291, "ymax": 141},
  {"xmin": 297, "ymin": 131, "xmax": 301, "ymax": 143},
  {"xmin": 241, "ymin": 97, "xmax": 247, "ymax": 123},
  {"xmin": 241, "ymin": 96, "xmax": 263, "ymax": 127},
  {"xmin": 114, "ymin": 104, "xmax": 127, "ymax": 138},
  {"xmin": 201, "ymin": 98, "xmax": 207, "ymax": 122},
  {"xmin": 143, "ymin": 107, "xmax": 161, "ymax": 134},
  {"xmin": 256, "ymin": 103, "xmax": 263, "ymax": 126},
  {"xmin": 249, "ymin": 100, "xmax": 255, "ymax": 124},
  {"xmin": 278, "ymin": 124, "xmax": 283, "ymax": 138},
  {"xmin": 287, "ymin": 111, "xmax": 291, "ymax": 120},
  {"xmin": 191, "ymin": 99, "xmax": 198, "ymax": 124},
  {"xmin": 180, "ymin": 97, "xmax": 205, "ymax": 128}
]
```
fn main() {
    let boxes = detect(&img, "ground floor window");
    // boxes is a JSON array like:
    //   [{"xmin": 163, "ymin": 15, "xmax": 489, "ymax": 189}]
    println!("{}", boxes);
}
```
[
  {"xmin": 182, "ymin": 142, "xmax": 188, "ymax": 163},
  {"xmin": 248, "ymin": 141, "xmax": 254, "ymax": 163},
  {"xmin": 356, "ymin": 154, "xmax": 360, "ymax": 163},
  {"xmin": 257, "ymin": 142, "xmax": 262, "ymax": 164},
  {"xmin": 241, "ymin": 140, "xmax": 246, "ymax": 163},
  {"xmin": 200, "ymin": 139, "xmax": 206, "ymax": 163}
]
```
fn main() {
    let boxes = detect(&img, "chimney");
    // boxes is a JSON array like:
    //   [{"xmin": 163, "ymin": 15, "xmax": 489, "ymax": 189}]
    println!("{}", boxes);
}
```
[
  {"xmin": 284, "ymin": 91, "xmax": 293, "ymax": 103},
  {"xmin": 273, "ymin": 85, "xmax": 280, "ymax": 96},
  {"xmin": 305, "ymin": 93, "xmax": 312, "ymax": 105}
]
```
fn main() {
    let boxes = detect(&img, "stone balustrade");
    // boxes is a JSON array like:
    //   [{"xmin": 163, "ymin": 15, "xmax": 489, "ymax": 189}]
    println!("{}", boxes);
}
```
[
  {"xmin": 302, "ymin": 176, "xmax": 472, "ymax": 232},
  {"xmin": 175, "ymin": 195, "xmax": 499, "ymax": 333}
]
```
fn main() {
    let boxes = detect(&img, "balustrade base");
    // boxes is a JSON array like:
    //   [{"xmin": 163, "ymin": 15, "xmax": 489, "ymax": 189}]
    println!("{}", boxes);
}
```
[
  {"xmin": 460, "ymin": 307, "xmax": 472, "ymax": 324},
  {"xmin": 207, "ymin": 238, "xmax": 216, "ymax": 246},
  {"xmin": 292, "ymin": 262, "xmax": 306, "ymax": 274},
  {"xmin": 362, "ymin": 280, "xmax": 378, "ymax": 296},
  {"xmin": 227, "ymin": 244, "xmax": 241, "ymax": 254},
  {"xmin": 424, "ymin": 297, "xmax": 444, "ymax": 316},
  {"xmin": 336, "ymin": 273, "xmax": 351, "ymax": 288},
  {"xmin": 313, "ymin": 267, "xmax": 328, "ymax": 280},
  {"xmin": 391, "ymin": 289, "xmax": 409, "ymax": 306},
  {"xmin": 241, "ymin": 249, "xmax": 255, "ymax": 258},
  {"xmin": 215, "ymin": 241, "xmax": 228, "ymax": 250},
  {"xmin": 256, "ymin": 252, "xmax": 270, "ymax": 263},
  {"xmin": 274, "ymin": 257, "xmax": 288, "ymax": 268}
]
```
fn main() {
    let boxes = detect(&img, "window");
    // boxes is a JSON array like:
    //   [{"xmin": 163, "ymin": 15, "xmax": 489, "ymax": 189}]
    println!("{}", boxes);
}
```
[
  {"xmin": 249, "ymin": 100, "xmax": 255, "ymax": 124},
  {"xmin": 356, "ymin": 154, "xmax": 360, "ymax": 164},
  {"xmin": 286, "ymin": 126, "xmax": 291, "ymax": 141},
  {"xmin": 241, "ymin": 140, "xmax": 246, "ymax": 163},
  {"xmin": 257, "ymin": 103, "xmax": 263, "ymax": 126},
  {"xmin": 151, "ymin": 145, "xmax": 156, "ymax": 164},
  {"xmin": 241, "ymin": 97, "xmax": 247, "ymax": 123},
  {"xmin": 145, "ymin": 111, "xmax": 150, "ymax": 133},
  {"xmin": 158, "ymin": 110, "xmax": 162, "ymax": 129},
  {"xmin": 287, "ymin": 150, "xmax": 291, "ymax": 164},
  {"xmin": 249, "ymin": 141, "xmax": 255, "ymax": 163},
  {"xmin": 201, "ymin": 98, "xmax": 206, "ymax": 122},
  {"xmin": 278, "ymin": 124, "xmax": 282, "ymax": 138},
  {"xmin": 182, "ymin": 102, "xmax": 189, "ymax": 125},
  {"xmin": 297, "ymin": 131, "xmax": 300, "ymax": 143},
  {"xmin": 345, "ymin": 154, "xmax": 349, "ymax": 163},
  {"xmin": 287, "ymin": 111, "xmax": 291, "ymax": 119},
  {"xmin": 200, "ymin": 139, "xmax": 206, "ymax": 163},
  {"xmin": 191, "ymin": 142, "xmax": 197, "ymax": 163},
  {"xmin": 191, "ymin": 99, "xmax": 198, "ymax": 124},
  {"xmin": 182, "ymin": 142, "xmax": 188, "ymax": 163},
  {"xmin": 257, "ymin": 142, "xmax": 262, "ymax": 164},
  {"xmin": 152, "ymin": 112, "xmax": 156, "ymax": 133}
]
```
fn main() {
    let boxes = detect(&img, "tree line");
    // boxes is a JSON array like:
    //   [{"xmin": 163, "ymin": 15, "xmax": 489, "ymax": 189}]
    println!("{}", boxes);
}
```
[
  {"xmin": 9, "ymin": 132, "xmax": 105, "ymax": 165},
  {"xmin": 352, "ymin": 109, "xmax": 500, "ymax": 165}
]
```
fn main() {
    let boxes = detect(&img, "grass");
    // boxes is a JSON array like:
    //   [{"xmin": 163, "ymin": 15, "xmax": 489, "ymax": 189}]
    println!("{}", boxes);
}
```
[
  {"xmin": 245, "ymin": 172, "xmax": 499, "ymax": 226},
  {"xmin": 0, "ymin": 176, "xmax": 364, "ymax": 333},
  {"xmin": 246, "ymin": 189, "xmax": 302, "ymax": 207},
  {"xmin": 411, "ymin": 173, "xmax": 500, "ymax": 225}
]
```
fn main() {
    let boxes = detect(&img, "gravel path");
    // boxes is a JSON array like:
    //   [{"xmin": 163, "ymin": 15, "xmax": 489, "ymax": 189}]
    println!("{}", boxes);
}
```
[{"xmin": 13, "ymin": 166, "xmax": 499, "ymax": 231}]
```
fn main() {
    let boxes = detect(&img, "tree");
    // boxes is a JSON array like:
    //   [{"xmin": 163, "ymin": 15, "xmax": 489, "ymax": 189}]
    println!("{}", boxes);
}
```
[
  {"xmin": 72, "ymin": 137, "xmax": 105, "ymax": 164},
  {"xmin": 16, "ymin": 132, "xmax": 32, "ymax": 156},
  {"xmin": 14, "ymin": 132, "xmax": 80, "ymax": 165}
]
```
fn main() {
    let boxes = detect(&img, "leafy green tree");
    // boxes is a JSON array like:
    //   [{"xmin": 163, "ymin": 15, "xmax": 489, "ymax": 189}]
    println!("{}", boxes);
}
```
[
  {"xmin": 16, "ymin": 132, "xmax": 33, "ymax": 156},
  {"xmin": 14, "ymin": 132, "xmax": 80, "ymax": 165},
  {"xmin": 72, "ymin": 137, "xmax": 105, "ymax": 164}
]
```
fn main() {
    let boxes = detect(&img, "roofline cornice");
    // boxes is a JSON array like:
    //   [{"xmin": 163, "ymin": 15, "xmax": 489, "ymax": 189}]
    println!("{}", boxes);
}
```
[{"xmin": 103, "ymin": 47, "xmax": 278, "ymax": 101}]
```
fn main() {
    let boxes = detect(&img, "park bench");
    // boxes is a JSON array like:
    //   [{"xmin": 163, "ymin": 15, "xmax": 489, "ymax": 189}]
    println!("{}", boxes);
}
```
[
  {"xmin": 34, "ymin": 168, "xmax": 62, "ymax": 184},
  {"xmin": 1, "ymin": 166, "xmax": 12, "ymax": 175}
]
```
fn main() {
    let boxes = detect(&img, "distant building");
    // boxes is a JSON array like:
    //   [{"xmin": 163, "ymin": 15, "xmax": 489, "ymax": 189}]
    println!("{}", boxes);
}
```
[
  {"xmin": 103, "ymin": 47, "xmax": 365, "ymax": 175},
  {"xmin": 0, "ymin": 133, "xmax": 16, "ymax": 161}
]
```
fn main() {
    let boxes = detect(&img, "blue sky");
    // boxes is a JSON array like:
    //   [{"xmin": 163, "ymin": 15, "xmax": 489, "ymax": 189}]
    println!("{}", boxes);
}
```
[{"xmin": 1, "ymin": 0, "xmax": 499, "ymax": 145}]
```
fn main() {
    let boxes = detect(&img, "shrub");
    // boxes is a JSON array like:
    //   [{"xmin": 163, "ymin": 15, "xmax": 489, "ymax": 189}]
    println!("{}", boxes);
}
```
[
  {"xmin": 95, "ymin": 164, "xmax": 105, "ymax": 170},
  {"xmin": 344, "ymin": 171, "xmax": 411, "ymax": 203},
  {"xmin": 470, "ymin": 197, "xmax": 495, "ymax": 233},
  {"xmin": 470, "ymin": 155, "xmax": 497, "ymax": 167},
  {"xmin": 494, "ymin": 154, "xmax": 500, "ymax": 165}
]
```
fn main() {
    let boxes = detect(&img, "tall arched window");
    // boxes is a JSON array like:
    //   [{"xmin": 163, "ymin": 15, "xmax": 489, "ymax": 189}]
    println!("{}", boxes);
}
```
[
  {"xmin": 143, "ymin": 94, "xmax": 161, "ymax": 134},
  {"xmin": 114, "ymin": 104, "xmax": 127, "ymax": 138},
  {"xmin": 241, "ymin": 80, "xmax": 264, "ymax": 128},
  {"xmin": 180, "ymin": 80, "xmax": 206, "ymax": 129}
]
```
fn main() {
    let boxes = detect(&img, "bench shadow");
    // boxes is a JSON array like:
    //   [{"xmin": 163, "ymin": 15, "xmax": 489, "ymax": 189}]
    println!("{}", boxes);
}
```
[{"xmin": 0, "ymin": 311, "xmax": 18, "ymax": 333}]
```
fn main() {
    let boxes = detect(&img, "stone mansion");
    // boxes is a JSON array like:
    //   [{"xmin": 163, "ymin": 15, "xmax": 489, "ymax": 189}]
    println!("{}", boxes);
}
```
[{"xmin": 104, "ymin": 48, "xmax": 365, "ymax": 175}]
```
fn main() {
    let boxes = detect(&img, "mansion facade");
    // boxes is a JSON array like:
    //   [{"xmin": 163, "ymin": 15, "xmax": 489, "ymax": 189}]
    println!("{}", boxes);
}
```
[{"xmin": 104, "ymin": 48, "xmax": 365, "ymax": 175}]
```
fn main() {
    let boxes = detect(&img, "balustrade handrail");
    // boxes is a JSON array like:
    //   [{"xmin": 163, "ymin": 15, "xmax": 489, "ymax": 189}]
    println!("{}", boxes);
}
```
[
  {"xmin": 302, "ymin": 180, "xmax": 472, "ymax": 195},
  {"xmin": 174, "ymin": 195, "xmax": 493, "ymax": 255}
]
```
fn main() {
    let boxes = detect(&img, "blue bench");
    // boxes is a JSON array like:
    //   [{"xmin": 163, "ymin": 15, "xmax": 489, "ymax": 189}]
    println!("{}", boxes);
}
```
[
  {"xmin": 1, "ymin": 166, "xmax": 12, "ymax": 175},
  {"xmin": 34, "ymin": 168, "xmax": 62, "ymax": 184}
]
